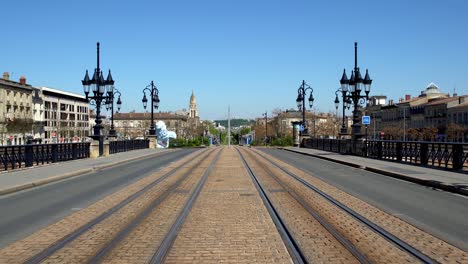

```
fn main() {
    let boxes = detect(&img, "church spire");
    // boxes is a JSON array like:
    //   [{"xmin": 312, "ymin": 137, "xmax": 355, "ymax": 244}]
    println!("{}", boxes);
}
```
[{"xmin": 189, "ymin": 90, "xmax": 198, "ymax": 118}]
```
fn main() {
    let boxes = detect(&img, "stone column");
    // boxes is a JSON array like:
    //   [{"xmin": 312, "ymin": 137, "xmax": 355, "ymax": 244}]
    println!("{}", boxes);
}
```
[
  {"xmin": 103, "ymin": 140, "xmax": 110, "ymax": 156},
  {"xmin": 147, "ymin": 135, "xmax": 157, "ymax": 149},
  {"xmin": 90, "ymin": 140, "xmax": 100, "ymax": 158}
]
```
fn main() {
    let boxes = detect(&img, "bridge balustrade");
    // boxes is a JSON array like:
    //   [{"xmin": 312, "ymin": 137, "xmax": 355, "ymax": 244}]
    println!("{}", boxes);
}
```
[
  {"xmin": 301, "ymin": 138, "xmax": 468, "ymax": 173},
  {"xmin": 109, "ymin": 139, "xmax": 149, "ymax": 154},
  {"xmin": 0, "ymin": 142, "xmax": 90, "ymax": 171}
]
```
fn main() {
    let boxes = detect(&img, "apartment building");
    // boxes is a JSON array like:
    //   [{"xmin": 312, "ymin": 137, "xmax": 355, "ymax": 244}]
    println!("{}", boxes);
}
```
[
  {"xmin": 41, "ymin": 87, "xmax": 89, "ymax": 143},
  {"xmin": 113, "ymin": 112, "xmax": 188, "ymax": 139},
  {"xmin": 0, "ymin": 72, "xmax": 34, "ymax": 145}
]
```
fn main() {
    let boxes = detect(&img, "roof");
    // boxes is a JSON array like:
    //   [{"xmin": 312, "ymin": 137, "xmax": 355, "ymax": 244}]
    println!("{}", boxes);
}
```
[
  {"xmin": 41, "ymin": 86, "xmax": 88, "ymax": 103},
  {"xmin": 41, "ymin": 87, "xmax": 85, "ymax": 99},
  {"xmin": 449, "ymin": 101, "xmax": 468, "ymax": 109},
  {"xmin": 0, "ymin": 78, "xmax": 33, "ymax": 91},
  {"xmin": 190, "ymin": 90, "xmax": 196, "ymax": 103},
  {"xmin": 425, "ymin": 97, "xmax": 460, "ymax": 106},
  {"xmin": 424, "ymin": 82, "xmax": 441, "ymax": 94},
  {"xmin": 114, "ymin": 112, "xmax": 188, "ymax": 121}
]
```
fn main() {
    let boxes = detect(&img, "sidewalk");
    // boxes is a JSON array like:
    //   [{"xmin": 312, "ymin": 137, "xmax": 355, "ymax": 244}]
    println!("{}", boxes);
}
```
[
  {"xmin": 0, "ymin": 148, "xmax": 173, "ymax": 196},
  {"xmin": 281, "ymin": 147, "xmax": 468, "ymax": 196}
]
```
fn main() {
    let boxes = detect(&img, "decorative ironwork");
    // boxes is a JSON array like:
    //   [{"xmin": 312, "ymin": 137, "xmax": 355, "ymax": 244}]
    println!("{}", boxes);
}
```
[
  {"xmin": 1, "ymin": 143, "xmax": 90, "ymax": 171},
  {"xmin": 109, "ymin": 139, "xmax": 150, "ymax": 154},
  {"xmin": 302, "ymin": 138, "xmax": 468, "ymax": 173}
]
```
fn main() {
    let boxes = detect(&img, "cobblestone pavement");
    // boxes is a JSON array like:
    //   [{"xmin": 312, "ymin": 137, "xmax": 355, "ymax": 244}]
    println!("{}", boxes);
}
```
[
  {"xmin": 165, "ymin": 147, "xmax": 293, "ymax": 264},
  {"xmin": 1, "ymin": 146, "xmax": 466, "ymax": 264},
  {"xmin": 252, "ymin": 148, "xmax": 468, "ymax": 264},
  {"xmin": 98, "ymin": 149, "xmax": 220, "ymax": 263},
  {"xmin": 0, "ymin": 149, "xmax": 208, "ymax": 263},
  {"xmin": 239, "ymin": 148, "xmax": 359, "ymax": 263}
]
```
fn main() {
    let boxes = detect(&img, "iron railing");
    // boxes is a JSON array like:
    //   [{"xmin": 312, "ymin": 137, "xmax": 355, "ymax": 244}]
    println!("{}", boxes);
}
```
[
  {"xmin": 0, "ymin": 142, "xmax": 90, "ymax": 171},
  {"xmin": 302, "ymin": 138, "xmax": 468, "ymax": 173},
  {"xmin": 109, "ymin": 139, "xmax": 149, "ymax": 154}
]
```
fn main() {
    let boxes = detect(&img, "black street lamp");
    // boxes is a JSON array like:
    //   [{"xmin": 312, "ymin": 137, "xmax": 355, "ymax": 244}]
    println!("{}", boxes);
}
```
[
  {"xmin": 262, "ymin": 111, "xmax": 268, "ymax": 146},
  {"xmin": 141, "ymin": 81, "xmax": 160, "ymax": 136},
  {"xmin": 335, "ymin": 87, "xmax": 352, "ymax": 136},
  {"xmin": 82, "ymin": 42, "xmax": 115, "ymax": 154},
  {"xmin": 296, "ymin": 80, "xmax": 314, "ymax": 136},
  {"xmin": 337, "ymin": 42, "xmax": 372, "ymax": 151},
  {"xmin": 105, "ymin": 88, "xmax": 122, "ymax": 137}
]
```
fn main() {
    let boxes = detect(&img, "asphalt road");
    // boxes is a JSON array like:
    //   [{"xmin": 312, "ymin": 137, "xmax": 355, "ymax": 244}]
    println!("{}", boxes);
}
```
[
  {"xmin": 0, "ymin": 148, "xmax": 198, "ymax": 248},
  {"xmin": 260, "ymin": 148, "xmax": 468, "ymax": 251}
]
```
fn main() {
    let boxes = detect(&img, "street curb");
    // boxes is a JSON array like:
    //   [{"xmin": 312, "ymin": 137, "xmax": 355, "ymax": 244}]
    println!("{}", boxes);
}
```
[
  {"xmin": 0, "ymin": 168, "xmax": 93, "ymax": 196},
  {"xmin": 280, "ymin": 148, "xmax": 468, "ymax": 197},
  {"xmin": 0, "ymin": 149, "xmax": 173, "ymax": 197}
]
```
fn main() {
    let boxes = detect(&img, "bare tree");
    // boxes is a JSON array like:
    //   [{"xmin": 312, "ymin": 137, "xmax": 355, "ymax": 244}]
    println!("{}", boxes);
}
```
[
  {"xmin": 421, "ymin": 127, "xmax": 438, "ymax": 141},
  {"xmin": 446, "ymin": 123, "xmax": 464, "ymax": 142},
  {"xmin": 382, "ymin": 126, "xmax": 400, "ymax": 140}
]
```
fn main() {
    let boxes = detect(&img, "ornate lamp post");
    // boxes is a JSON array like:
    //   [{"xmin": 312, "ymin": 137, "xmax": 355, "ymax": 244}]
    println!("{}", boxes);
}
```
[
  {"xmin": 105, "ymin": 88, "xmax": 122, "ymax": 137},
  {"xmin": 337, "ymin": 42, "xmax": 372, "ymax": 152},
  {"xmin": 296, "ymin": 80, "xmax": 314, "ymax": 136},
  {"xmin": 141, "ymin": 81, "xmax": 160, "ymax": 135},
  {"xmin": 82, "ymin": 42, "xmax": 114, "ymax": 155},
  {"xmin": 335, "ymin": 88, "xmax": 352, "ymax": 136}
]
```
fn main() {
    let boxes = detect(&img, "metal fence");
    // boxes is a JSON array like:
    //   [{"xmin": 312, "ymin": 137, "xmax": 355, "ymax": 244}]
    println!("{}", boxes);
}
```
[
  {"xmin": 109, "ymin": 139, "xmax": 149, "ymax": 154},
  {"xmin": 302, "ymin": 138, "xmax": 468, "ymax": 173},
  {"xmin": 0, "ymin": 142, "xmax": 91, "ymax": 171}
]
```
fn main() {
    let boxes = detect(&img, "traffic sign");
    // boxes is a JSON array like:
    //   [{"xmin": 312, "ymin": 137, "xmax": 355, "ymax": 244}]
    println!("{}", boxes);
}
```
[
  {"xmin": 300, "ymin": 125, "xmax": 304, "ymax": 132},
  {"xmin": 362, "ymin": 115, "xmax": 371, "ymax": 125}
]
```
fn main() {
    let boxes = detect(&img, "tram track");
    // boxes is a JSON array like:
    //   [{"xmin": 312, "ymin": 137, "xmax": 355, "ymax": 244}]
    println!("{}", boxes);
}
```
[
  {"xmin": 237, "ymin": 146, "xmax": 440, "ymax": 263},
  {"xmin": 13, "ymin": 147, "xmax": 218, "ymax": 264}
]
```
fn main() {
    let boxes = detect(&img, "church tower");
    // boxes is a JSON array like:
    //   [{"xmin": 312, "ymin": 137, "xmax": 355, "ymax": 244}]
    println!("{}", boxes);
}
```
[{"xmin": 189, "ymin": 90, "xmax": 198, "ymax": 118}]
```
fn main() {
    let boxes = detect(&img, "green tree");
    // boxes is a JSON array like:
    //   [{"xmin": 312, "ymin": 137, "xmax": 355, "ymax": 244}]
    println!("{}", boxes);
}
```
[{"xmin": 239, "ymin": 127, "xmax": 251, "ymax": 135}]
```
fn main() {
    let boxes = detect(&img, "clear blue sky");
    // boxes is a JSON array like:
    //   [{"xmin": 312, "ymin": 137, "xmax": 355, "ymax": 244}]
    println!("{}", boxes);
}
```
[{"xmin": 1, "ymin": 0, "xmax": 467, "ymax": 120}]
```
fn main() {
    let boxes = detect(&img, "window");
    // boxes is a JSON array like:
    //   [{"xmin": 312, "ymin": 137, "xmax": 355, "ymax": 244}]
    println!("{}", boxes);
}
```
[
  {"xmin": 60, "ymin": 103, "xmax": 66, "ymax": 111},
  {"xmin": 464, "ymin": 113, "xmax": 468, "ymax": 124}
]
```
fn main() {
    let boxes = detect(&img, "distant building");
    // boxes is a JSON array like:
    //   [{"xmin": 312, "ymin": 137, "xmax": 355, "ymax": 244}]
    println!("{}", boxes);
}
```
[
  {"xmin": 267, "ymin": 110, "xmax": 339, "ymax": 138},
  {"xmin": 186, "ymin": 90, "xmax": 201, "ymax": 138},
  {"xmin": 40, "ymin": 87, "xmax": 90, "ymax": 143},
  {"xmin": 113, "ymin": 112, "xmax": 188, "ymax": 138},
  {"xmin": 366, "ymin": 82, "xmax": 467, "ymax": 141},
  {"xmin": 0, "ymin": 72, "xmax": 34, "ymax": 145},
  {"xmin": 189, "ymin": 90, "xmax": 198, "ymax": 118},
  {"xmin": 447, "ymin": 98, "xmax": 468, "ymax": 142}
]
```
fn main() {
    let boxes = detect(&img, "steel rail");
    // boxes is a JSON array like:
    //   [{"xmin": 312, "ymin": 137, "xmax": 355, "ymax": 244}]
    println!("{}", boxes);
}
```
[
  {"xmin": 24, "ymin": 148, "xmax": 212, "ymax": 264},
  {"xmin": 254, "ymin": 149, "xmax": 437, "ymax": 264},
  {"xmin": 243, "ymin": 148, "xmax": 370, "ymax": 264},
  {"xmin": 88, "ymin": 148, "xmax": 219, "ymax": 263},
  {"xmin": 236, "ymin": 147, "xmax": 307, "ymax": 264},
  {"xmin": 149, "ymin": 148, "xmax": 223, "ymax": 263}
]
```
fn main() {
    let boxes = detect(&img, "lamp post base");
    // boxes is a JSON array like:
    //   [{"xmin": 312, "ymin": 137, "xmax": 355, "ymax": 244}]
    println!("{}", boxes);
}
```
[
  {"xmin": 90, "ymin": 135, "xmax": 105, "ymax": 156},
  {"xmin": 149, "ymin": 129, "xmax": 156, "ymax": 136},
  {"xmin": 108, "ymin": 129, "xmax": 117, "ymax": 138}
]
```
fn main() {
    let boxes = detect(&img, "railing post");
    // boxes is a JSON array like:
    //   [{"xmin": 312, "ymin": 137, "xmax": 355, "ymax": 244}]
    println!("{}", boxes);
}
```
[
  {"xmin": 377, "ymin": 141, "xmax": 383, "ymax": 159},
  {"xmin": 25, "ymin": 138, "xmax": 33, "ymax": 167},
  {"xmin": 420, "ymin": 142, "xmax": 428, "ymax": 166},
  {"xmin": 396, "ymin": 141, "xmax": 402, "ymax": 161},
  {"xmin": 72, "ymin": 143, "xmax": 78, "ymax": 160},
  {"xmin": 52, "ymin": 144, "xmax": 58, "ymax": 163},
  {"xmin": 452, "ymin": 144, "xmax": 464, "ymax": 170}
]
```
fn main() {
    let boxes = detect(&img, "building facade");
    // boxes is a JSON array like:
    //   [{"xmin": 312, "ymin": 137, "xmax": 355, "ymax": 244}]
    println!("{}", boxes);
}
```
[
  {"xmin": 113, "ymin": 112, "xmax": 188, "ymax": 138},
  {"xmin": 0, "ymin": 73, "xmax": 34, "ymax": 145},
  {"xmin": 41, "ymin": 87, "xmax": 90, "ymax": 143},
  {"xmin": 366, "ymin": 83, "xmax": 467, "ymax": 141}
]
